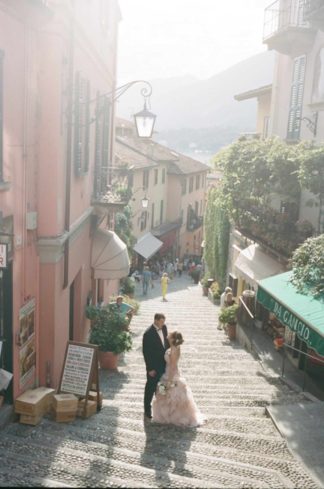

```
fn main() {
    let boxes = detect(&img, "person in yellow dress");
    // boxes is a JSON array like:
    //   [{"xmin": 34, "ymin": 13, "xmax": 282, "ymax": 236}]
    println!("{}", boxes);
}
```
[{"xmin": 161, "ymin": 272, "xmax": 170, "ymax": 302}]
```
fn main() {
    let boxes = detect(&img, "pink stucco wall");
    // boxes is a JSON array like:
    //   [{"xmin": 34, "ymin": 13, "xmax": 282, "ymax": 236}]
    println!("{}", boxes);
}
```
[{"xmin": 0, "ymin": 1, "xmax": 120, "ymax": 400}]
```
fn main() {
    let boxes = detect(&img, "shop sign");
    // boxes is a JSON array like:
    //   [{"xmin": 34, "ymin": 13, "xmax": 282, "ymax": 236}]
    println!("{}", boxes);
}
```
[
  {"xmin": 0, "ymin": 244, "xmax": 6, "ymax": 268},
  {"xmin": 59, "ymin": 341, "xmax": 97, "ymax": 397},
  {"xmin": 257, "ymin": 287, "xmax": 324, "ymax": 357},
  {"xmin": 272, "ymin": 301, "xmax": 310, "ymax": 342},
  {"xmin": 19, "ymin": 298, "xmax": 36, "ymax": 389}
]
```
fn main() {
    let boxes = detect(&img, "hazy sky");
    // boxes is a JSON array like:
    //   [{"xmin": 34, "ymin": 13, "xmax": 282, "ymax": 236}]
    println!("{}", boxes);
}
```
[{"xmin": 117, "ymin": 0, "xmax": 271, "ymax": 83}]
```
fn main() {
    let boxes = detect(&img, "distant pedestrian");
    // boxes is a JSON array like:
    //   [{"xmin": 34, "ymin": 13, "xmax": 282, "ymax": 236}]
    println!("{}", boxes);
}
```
[
  {"xmin": 142, "ymin": 266, "xmax": 153, "ymax": 296},
  {"xmin": 177, "ymin": 261, "xmax": 183, "ymax": 277},
  {"xmin": 218, "ymin": 286, "xmax": 233, "ymax": 330},
  {"xmin": 224, "ymin": 292, "xmax": 235, "ymax": 307},
  {"xmin": 220, "ymin": 287, "xmax": 232, "ymax": 309},
  {"xmin": 167, "ymin": 262, "xmax": 174, "ymax": 279},
  {"xmin": 161, "ymin": 272, "xmax": 170, "ymax": 302}
]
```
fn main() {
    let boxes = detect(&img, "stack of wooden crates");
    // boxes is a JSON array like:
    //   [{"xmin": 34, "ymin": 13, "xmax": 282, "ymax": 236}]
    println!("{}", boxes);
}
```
[
  {"xmin": 15, "ymin": 387, "xmax": 103, "ymax": 424},
  {"xmin": 15, "ymin": 386, "xmax": 55, "ymax": 425},
  {"xmin": 53, "ymin": 393, "xmax": 78, "ymax": 422}
]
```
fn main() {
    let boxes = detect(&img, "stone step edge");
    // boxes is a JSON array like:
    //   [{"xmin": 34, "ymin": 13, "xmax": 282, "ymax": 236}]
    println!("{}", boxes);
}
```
[
  {"xmin": 96, "ymin": 414, "xmax": 281, "ymax": 439},
  {"xmin": 0, "ymin": 443, "xmax": 220, "ymax": 489},
  {"xmin": 97, "ymin": 409, "xmax": 278, "ymax": 425},
  {"xmin": 101, "ymin": 400, "xmax": 268, "ymax": 415},
  {"xmin": 0, "ymin": 452, "xmax": 147, "ymax": 488},
  {"xmin": 30, "ymin": 417, "xmax": 294, "ymax": 461},
  {"xmin": 6, "ymin": 427, "xmax": 294, "ymax": 488},
  {"xmin": 90, "ymin": 411, "xmax": 282, "ymax": 441}
]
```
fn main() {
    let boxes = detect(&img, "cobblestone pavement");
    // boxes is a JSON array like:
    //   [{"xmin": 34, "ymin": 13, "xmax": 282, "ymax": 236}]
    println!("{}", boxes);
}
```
[{"xmin": 0, "ymin": 276, "xmax": 321, "ymax": 488}]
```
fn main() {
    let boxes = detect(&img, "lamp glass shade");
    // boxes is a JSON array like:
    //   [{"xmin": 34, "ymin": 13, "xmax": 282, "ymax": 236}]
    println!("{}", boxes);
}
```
[
  {"xmin": 141, "ymin": 196, "xmax": 149, "ymax": 209},
  {"xmin": 134, "ymin": 106, "xmax": 156, "ymax": 138}
]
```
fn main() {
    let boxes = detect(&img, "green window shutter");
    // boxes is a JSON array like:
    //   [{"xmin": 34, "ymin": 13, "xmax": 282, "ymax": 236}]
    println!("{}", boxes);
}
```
[
  {"xmin": 101, "ymin": 97, "xmax": 110, "ymax": 194},
  {"xmin": 287, "ymin": 55, "xmax": 306, "ymax": 140},
  {"xmin": 94, "ymin": 92, "xmax": 103, "ymax": 199},
  {"xmin": 74, "ymin": 73, "xmax": 90, "ymax": 176},
  {"xmin": 73, "ymin": 72, "xmax": 82, "ymax": 176},
  {"xmin": 83, "ymin": 79, "xmax": 90, "ymax": 172}
]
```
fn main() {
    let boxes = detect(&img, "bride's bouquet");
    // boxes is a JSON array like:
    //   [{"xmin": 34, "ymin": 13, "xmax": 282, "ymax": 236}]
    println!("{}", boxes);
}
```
[{"xmin": 157, "ymin": 380, "xmax": 177, "ymax": 395}]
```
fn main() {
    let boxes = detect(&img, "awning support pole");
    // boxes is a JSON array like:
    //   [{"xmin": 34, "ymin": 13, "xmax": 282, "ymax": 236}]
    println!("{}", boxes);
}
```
[
  {"xmin": 281, "ymin": 346, "xmax": 286, "ymax": 378},
  {"xmin": 302, "ymin": 359, "xmax": 307, "ymax": 392}
]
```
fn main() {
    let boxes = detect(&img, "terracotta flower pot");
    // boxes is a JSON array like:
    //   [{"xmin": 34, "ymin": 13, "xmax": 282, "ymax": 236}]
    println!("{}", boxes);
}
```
[
  {"xmin": 98, "ymin": 350, "xmax": 119, "ymax": 370},
  {"xmin": 225, "ymin": 323, "xmax": 236, "ymax": 341}
]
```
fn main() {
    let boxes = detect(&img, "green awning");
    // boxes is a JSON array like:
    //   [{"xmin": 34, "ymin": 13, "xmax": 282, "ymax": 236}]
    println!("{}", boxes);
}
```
[{"xmin": 257, "ymin": 272, "xmax": 324, "ymax": 357}]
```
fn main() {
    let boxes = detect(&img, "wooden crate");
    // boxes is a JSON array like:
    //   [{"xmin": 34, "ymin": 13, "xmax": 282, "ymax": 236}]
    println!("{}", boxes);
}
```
[
  {"xmin": 77, "ymin": 399, "xmax": 97, "ymax": 418},
  {"xmin": 19, "ymin": 413, "xmax": 43, "ymax": 426},
  {"xmin": 88, "ymin": 390, "xmax": 103, "ymax": 405},
  {"xmin": 15, "ymin": 387, "xmax": 55, "ymax": 416},
  {"xmin": 54, "ymin": 411, "xmax": 76, "ymax": 423},
  {"xmin": 53, "ymin": 393, "xmax": 78, "ymax": 412}
]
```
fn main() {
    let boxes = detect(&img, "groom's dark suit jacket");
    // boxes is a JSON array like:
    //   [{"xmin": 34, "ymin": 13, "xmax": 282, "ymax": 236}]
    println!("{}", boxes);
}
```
[{"xmin": 142, "ymin": 324, "xmax": 170, "ymax": 376}]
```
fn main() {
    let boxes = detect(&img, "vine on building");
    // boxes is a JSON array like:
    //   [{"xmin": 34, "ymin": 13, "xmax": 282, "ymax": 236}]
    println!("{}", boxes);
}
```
[{"xmin": 204, "ymin": 187, "xmax": 230, "ymax": 290}]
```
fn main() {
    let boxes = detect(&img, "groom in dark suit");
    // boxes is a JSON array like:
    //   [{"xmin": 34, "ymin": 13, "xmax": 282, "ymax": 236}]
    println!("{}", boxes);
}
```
[{"xmin": 142, "ymin": 313, "xmax": 170, "ymax": 419}]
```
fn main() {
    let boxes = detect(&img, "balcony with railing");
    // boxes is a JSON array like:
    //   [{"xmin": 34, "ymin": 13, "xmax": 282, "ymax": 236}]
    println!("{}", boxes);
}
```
[
  {"xmin": 263, "ymin": 0, "xmax": 315, "ymax": 55},
  {"xmin": 187, "ymin": 215, "xmax": 203, "ymax": 232},
  {"xmin": 303, "ymin": 0, "xmax": 324, "ymax": 29}
]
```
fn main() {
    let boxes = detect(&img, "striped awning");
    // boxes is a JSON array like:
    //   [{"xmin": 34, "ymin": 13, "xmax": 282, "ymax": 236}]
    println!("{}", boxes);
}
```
[{"xmin": 91, "ymin": 229, "xmax": 130, "ymax": 280}]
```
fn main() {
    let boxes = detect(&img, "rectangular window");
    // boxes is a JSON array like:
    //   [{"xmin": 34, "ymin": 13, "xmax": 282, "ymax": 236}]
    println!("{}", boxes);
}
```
[
  {"xmin": 181, "ymin": 178, "xmax": 187, "ymax": 195},
  {"xmin": 189, "ymin": 176, "xmax": 194, "ymax": 193},
  {"xmin": 140, "ymin": 211, "xmax": 147, "ymax": 231},
  {"xmin": 0, "ymin": 50, "xmax": 3, "ymax": 181},
  {"xmin": 143, "ymin": 169, "xmax": 149, "ymax": 189},
  {"xmin": 196, "ymin": 175, "xmax": 200, "ymax": 190},
  {"xmin": 74, "ymin": 72, "xmax": 90, "ymax": 176},
  {"xmin": 151, "ymin": 202, "xmax": 155, "ymax": 228},
  {"xmin": 195, "ymin": 201, "xmax": 199, "ymax": 215},
  {"xmin": 154, "ymin": 168, "xmax": 158, "ymax": 185},
  {"xmin": 287, "ymin": 55, "xmax": 306, "ymax": 141},
  {"xmin": 94, "ymin": 94, "xmax": 111, "ymax": 198},
  {"xmin": 160, "ymin": 200, "xmax": 164, "ymax": 224},
  {"xmin": 162, "ymin": 168, "xmax": 166, "ymax": 184}
]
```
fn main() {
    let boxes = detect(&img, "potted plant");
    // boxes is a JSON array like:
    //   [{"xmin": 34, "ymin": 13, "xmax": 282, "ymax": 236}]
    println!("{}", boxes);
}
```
[
  {"xmin": 210, "ymin": 281, "xmax": 221, "ymax": 305},
  {"xmin": 88, "ymin": 305, "xmax": 132, "ymax": 369},
  {"xmin": 120, "ymin": 276, "xmax": 135, "ymax": 297},
  {"xmin": 218, "ymin": 304, "xmax": 239, "ymax": 340},
  {"xmin": 200, "ymin": 275, "xmax": 210, "ymax": 296},
  {"xmin": 190, "ymin": 268, "xmax": 201, "ymax": 284}
]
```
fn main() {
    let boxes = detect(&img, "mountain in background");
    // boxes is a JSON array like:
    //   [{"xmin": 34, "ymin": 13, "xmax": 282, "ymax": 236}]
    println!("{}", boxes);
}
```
[{"xmin": 116, "ymin": 50, "xmax": 275, "ymax": 161}]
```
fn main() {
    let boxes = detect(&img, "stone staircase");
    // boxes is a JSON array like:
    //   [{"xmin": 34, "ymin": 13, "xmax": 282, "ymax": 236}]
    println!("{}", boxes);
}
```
[{"xmin": 0, "ymin": 280, "xmax": 320, "ymax": 488}]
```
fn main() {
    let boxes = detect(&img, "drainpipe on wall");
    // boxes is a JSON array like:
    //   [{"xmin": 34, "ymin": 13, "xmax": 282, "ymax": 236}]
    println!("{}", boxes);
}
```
[{"xmin": 63, "ymin": 11, "xmax": 74, "ymax": 289}]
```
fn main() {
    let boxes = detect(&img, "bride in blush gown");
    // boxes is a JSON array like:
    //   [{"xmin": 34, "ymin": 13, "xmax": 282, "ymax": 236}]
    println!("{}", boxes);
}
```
[{"xmin": 152, "ymin": 331, "xmax": 205, "ymax": 427}]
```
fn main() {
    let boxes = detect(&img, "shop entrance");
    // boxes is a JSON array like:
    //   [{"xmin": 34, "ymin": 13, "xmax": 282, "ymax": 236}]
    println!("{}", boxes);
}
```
[{"xmin": 0, "ymin": 262, "xmax": 13, "ymax": 403}]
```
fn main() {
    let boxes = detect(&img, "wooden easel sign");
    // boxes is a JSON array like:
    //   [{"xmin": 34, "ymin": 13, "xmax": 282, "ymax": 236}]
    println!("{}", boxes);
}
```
[{"xmin": 58, "ymin": 341, "xmax": 100, "ymax": 418}]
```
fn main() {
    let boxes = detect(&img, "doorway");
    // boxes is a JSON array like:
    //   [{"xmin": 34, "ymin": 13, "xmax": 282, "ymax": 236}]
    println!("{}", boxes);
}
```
[
  {"xmin": 0, "ymin": 263, "xmax": 13, "ymax": 403},
  {"xmin": 69, "ymin": 281, "xmax": 74, "ymax": 341}
]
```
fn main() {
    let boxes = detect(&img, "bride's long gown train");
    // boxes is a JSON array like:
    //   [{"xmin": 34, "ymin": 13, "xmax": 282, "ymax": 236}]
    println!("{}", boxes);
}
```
[{"xmin": 152, "ymin": 347, "xmax": 205, "ymax": 427}]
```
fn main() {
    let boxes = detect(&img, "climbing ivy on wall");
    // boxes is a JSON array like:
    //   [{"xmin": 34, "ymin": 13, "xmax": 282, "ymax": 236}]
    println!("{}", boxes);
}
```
[{"xmin": 204, "ymin": 187, "xmax": 230, "ymax": 290}]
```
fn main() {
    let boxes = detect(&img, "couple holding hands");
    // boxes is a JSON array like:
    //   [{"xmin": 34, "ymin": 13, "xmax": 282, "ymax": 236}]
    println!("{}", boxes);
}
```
[{"xmin": 142, "ymin": 313, "xmax": 205, "ymax": 427}]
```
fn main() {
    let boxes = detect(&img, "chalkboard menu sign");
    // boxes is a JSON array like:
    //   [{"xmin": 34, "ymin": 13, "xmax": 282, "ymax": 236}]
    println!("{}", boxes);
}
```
[{"xmin": 58, "ymin": 341, "xmax": 100, "ymax": 416}]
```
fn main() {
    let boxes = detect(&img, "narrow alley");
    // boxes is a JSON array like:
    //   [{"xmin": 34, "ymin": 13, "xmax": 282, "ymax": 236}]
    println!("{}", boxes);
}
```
[{"xmin": 0, "ymin": 276, "xmax": 320, "ymax": 488}]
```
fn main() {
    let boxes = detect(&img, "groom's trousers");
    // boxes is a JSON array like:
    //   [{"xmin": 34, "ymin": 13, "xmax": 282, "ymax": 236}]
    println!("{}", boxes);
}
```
[{"xmin": 144, "ymin": 371, "xmax": 162, "ymax": 415}]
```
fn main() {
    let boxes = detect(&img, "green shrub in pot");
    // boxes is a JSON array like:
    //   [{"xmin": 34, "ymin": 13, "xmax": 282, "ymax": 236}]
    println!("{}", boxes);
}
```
[{"xmin": 88, "ymin": 305, "xmax": 132, "ymax": 354}]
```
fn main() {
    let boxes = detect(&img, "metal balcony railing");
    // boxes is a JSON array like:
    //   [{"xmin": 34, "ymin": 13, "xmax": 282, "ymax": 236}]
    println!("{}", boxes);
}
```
[
  {"xmin": 186, "ymin": 216, "xmax": 203, "ymax": 232},
  {"xmin": 263, "ymin": 0, "xmax": 308, "ymax": 40}
]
